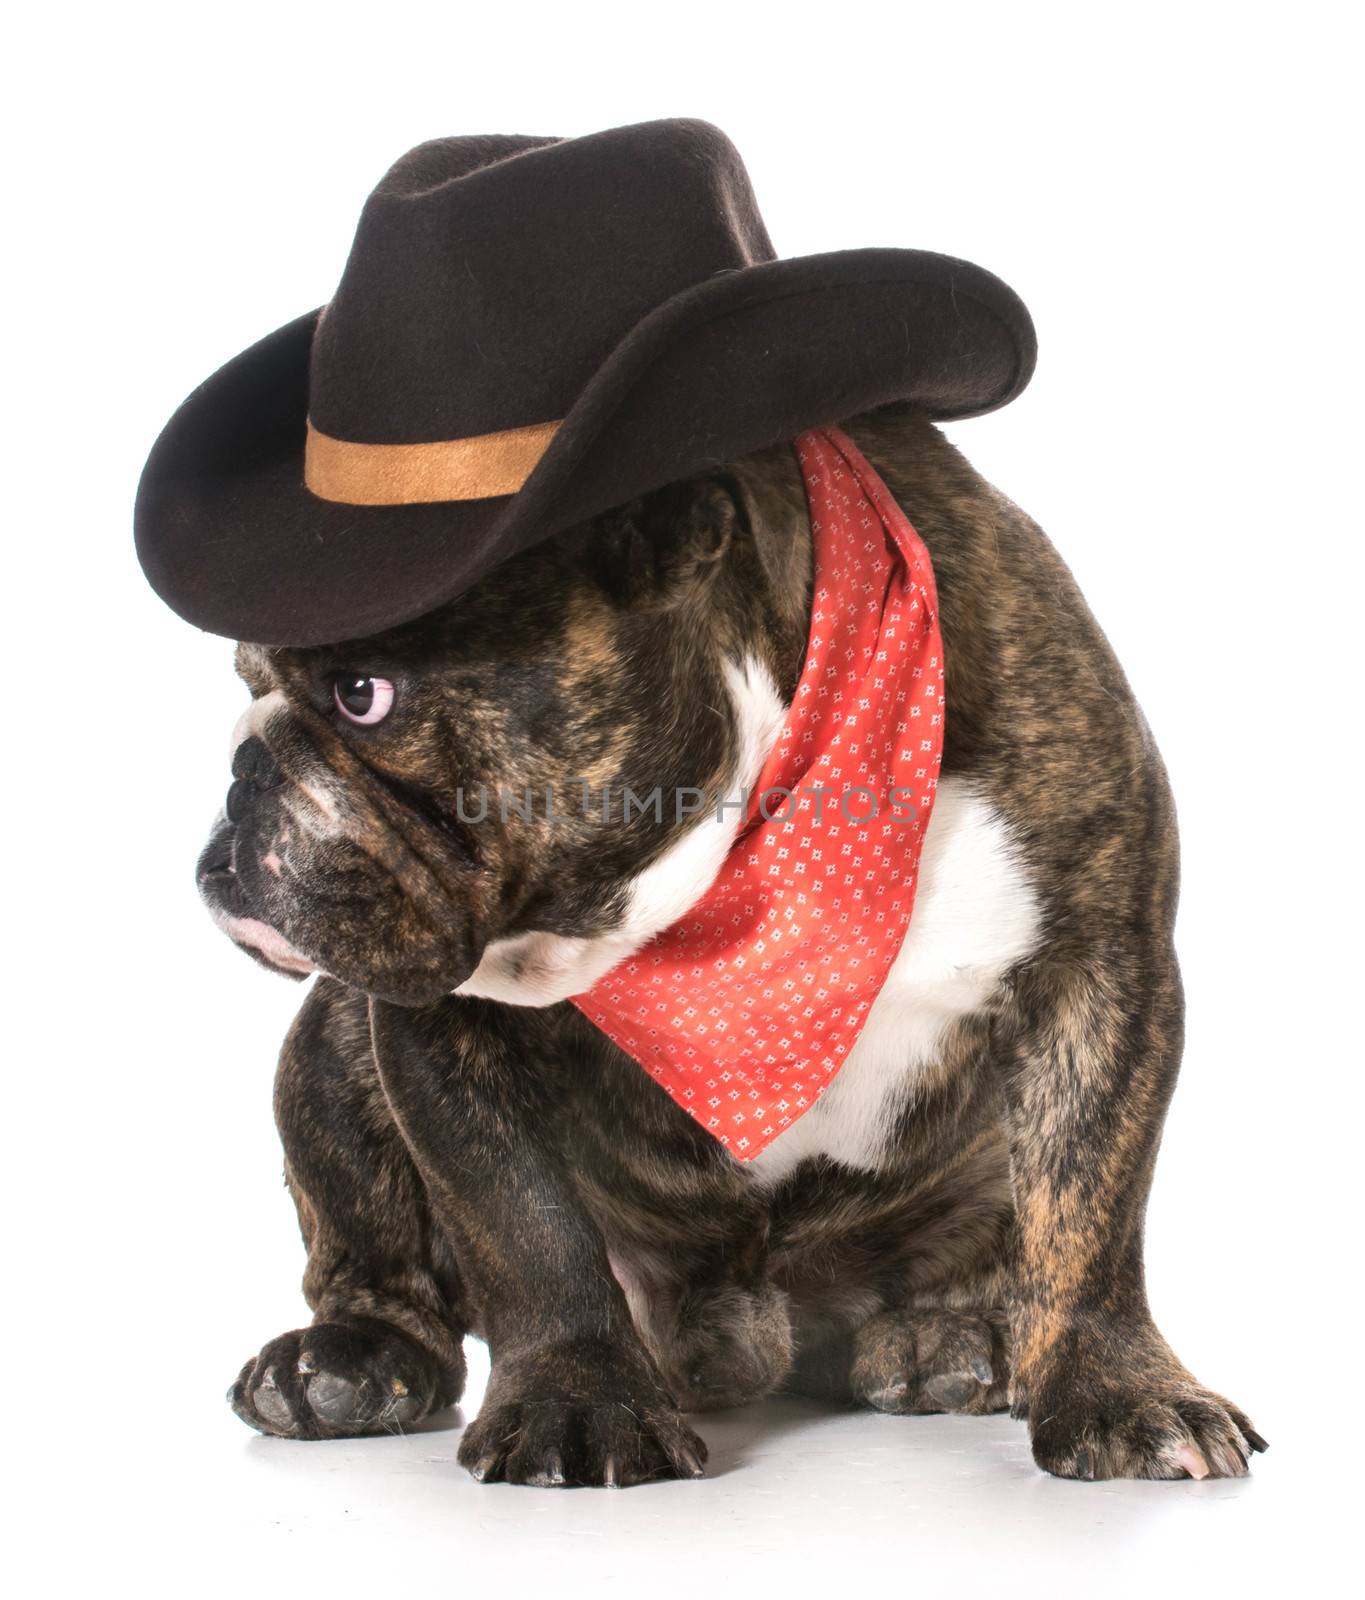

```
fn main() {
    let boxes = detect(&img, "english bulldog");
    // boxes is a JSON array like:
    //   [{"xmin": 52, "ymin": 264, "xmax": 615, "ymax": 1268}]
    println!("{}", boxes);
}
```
[{"xmin": 205, "ymin": 404, "xmax": 1264, "ymax": 1485}]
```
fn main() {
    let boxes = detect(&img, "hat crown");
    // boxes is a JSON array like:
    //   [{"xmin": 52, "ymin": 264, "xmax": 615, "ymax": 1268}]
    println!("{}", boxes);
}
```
[{"xmin": 309, "ymin": 119, "xmax": 776, "ymax": 446}]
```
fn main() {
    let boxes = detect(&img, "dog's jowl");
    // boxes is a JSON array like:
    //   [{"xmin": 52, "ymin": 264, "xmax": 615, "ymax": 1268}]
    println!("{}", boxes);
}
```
[{"xmin": 138, "ymin": 121, "xmax": 1262, "ymax": 1487}]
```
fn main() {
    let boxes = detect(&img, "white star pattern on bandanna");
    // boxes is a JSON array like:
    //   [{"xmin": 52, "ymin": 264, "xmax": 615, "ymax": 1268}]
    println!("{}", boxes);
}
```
[{"xmin": 571, "ymin": 427, "xmax": 944, "ymax": 1161}]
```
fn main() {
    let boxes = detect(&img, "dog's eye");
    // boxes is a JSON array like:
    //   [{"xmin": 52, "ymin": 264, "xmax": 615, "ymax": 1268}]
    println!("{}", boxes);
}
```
[{"xmin": 333, "ymin": 674, "xmax": 395, "ymax": 726}]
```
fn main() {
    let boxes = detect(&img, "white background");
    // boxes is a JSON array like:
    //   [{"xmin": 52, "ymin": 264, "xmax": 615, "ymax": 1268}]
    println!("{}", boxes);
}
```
[{"xmin": 5, "ymin": 2, "xmax": 1360, "ymax": 1594}]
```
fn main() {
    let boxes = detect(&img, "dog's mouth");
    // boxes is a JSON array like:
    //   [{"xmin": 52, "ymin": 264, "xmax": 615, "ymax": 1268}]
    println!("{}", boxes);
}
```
[
  {"xmin": 193, "ymin": 754, "xmax": 487, "ymax": 1001},
  {"xmin": 198, "ymin": 835, "xmax": 234, "ymax": 888},
  {"xmin": 196, "ymin": 828, "xmax": 318, "ymax": 981}
]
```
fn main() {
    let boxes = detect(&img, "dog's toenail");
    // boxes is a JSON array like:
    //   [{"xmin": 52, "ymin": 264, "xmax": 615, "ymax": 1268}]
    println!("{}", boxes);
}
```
[
  {"xmin": 969, "ymin": 1356, "xmax": 992, "ymax": 1384},
  {"xmin": 390, "ymin": 1377, "xmax": 409, "ymax": 1397},
  {"xmin": 603, "ymin": 1454, "xmax": 620, "ymax": 1488}
]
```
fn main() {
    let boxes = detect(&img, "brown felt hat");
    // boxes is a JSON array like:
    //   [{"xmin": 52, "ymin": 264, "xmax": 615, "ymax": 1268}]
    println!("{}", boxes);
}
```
[{"xmin": 135, "ymin": 118, "xmax": 1036, "ymax": 647}]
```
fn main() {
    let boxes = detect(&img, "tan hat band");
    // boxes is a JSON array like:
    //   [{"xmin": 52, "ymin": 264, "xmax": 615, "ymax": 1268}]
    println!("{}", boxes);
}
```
[{"xmin": 304, "ymin": 417, "xmax": 562, "ymax": 505}]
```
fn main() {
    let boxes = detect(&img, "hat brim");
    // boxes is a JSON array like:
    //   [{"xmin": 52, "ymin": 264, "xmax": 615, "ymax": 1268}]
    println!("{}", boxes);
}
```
[{"xmin": 135, "ymin": 247, "xmax": 1035, "ymax": 646}]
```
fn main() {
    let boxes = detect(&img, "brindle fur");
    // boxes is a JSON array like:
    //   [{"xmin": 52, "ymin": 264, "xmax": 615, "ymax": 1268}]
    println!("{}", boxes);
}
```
[{"xmin": 215, "ymin": 405, "xmax": 1263, "ymax": 1485}]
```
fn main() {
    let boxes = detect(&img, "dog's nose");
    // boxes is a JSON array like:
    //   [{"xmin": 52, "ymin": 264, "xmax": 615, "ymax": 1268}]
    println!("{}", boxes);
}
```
[{"xmin": 226, "ymin": 736, "xmax": 284, "ymax": 822}]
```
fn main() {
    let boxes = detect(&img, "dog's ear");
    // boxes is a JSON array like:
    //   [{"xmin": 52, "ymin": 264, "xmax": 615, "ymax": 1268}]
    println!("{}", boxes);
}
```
[{"xmin": 588, "ymin": 476, "xmax": 742, "ymax": 611}]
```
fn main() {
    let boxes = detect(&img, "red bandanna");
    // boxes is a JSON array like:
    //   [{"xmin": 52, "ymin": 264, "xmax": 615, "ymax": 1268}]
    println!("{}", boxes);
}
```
[{"xmin": 572, "ymin": 427, "xmax": 944, "ymax": 1161}]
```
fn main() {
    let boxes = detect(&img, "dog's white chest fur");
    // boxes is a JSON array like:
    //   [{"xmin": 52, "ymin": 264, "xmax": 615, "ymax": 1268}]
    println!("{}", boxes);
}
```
[{"xmin": 744, "ymin": 778, "xmax": 1041, "ymax": 1183}]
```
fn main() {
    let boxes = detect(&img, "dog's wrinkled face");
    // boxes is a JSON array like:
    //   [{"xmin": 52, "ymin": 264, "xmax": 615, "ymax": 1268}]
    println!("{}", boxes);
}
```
[{"xmin": 198, "ymin": 465, "xmax": 809, "ymax": 1007}]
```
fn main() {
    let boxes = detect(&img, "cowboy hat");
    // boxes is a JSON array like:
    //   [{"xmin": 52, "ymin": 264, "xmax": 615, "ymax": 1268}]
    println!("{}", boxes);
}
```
[{"xmin": 134, "ymin": 118, "xmax": 1035, "ymax": 647}]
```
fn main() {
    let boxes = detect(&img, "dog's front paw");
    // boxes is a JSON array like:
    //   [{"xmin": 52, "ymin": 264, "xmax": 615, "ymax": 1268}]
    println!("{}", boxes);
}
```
[
  {"xmin": 458, "ymin": 1340, "xmax": 707, "ymax": 1487},
  {"xmin": 230, "ymin": 1319, "xmax": 463, "ymax": 1439},
  {"xmin": 1019, "ymin": 1341, "xmax": 1267, "ymax": 1480}
]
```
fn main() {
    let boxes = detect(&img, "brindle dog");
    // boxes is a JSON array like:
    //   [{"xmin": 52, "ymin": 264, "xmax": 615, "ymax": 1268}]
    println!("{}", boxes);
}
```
[{"xmin": 206, "ymin": 404, "xmax": 1264, "ymax": 1486}]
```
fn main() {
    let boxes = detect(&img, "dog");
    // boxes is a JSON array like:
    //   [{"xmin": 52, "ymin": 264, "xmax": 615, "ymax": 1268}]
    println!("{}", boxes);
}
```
[{"xmin": 201, "ymin": 402, "xmax": 1264, "ymax": 1485}]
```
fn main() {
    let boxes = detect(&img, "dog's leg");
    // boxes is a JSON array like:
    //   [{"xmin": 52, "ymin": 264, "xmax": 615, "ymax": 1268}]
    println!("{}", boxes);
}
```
[
  {"xmin": 635, "ymin": 1276, "xmax": 795, "ymax": 1413},
  {"xmin": 370, "ymin": 996, "xmax": 708, "ymax": 1488},
  {"xmin": 998, "ymin": 949, "xmax": 1265, "ymax": 1479},
  {"xmin": 230, "ymin": 980, "xmax": 468, "ymax": 1439}
]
